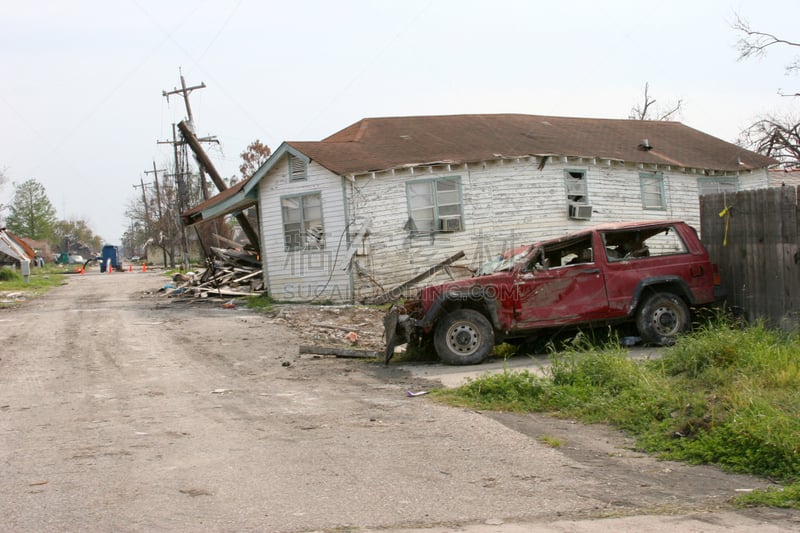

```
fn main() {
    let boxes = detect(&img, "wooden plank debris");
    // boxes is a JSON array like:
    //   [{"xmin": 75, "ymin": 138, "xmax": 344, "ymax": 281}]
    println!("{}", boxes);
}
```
[
  {"xmin": 365, "ymin": 251, "xmax": 466, "ymax": 304},
  {"xmin": 159, "ymin": 245, "xmax": 265, "ymax": 299},
  {"xmin": 298, "ymin": 345, "xmax": 381, "ymax": 358}
]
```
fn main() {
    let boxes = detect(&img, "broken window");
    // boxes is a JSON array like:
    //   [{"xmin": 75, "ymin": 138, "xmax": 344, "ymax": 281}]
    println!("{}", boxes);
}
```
[
  {"xmin": 281, "ymin": 192, "xmax": 324, "ymax": 251},
  {"xmin": 697, "ymin": 177, "xmax": 738, "ymax": 196},
  {"xmin": 288, "ymin": 154, "xmax": 308, "ymax": 182},
  {"xmin": 406, "ymin": 176, "xmax": 463, "ymax": 234},
  {"xmin": 523, "ymin": 234, "xmax": 594, "ymax": 270},
  {"xmin": 565, "ymin": 169, "xmax": 592, "ymax": 219},
  {"xmin": 542, "ymin": 235, "xmax": 594, "ymax": 268},
  {"xmin": 639, "ymin": 172, "xmax": 666, "ymax": 210},
  {"xmin": 602, "ymin": 224, "xmax": 687, "ymax": 262}
]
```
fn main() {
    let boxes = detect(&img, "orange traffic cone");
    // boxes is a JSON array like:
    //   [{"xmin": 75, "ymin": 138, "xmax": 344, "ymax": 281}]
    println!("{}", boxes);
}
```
[
  {"xmin": 142, "ymin": 263, "xmax": 147, "ymax": 272},
  {"xmin": 129, "ymin": 265, "xmax": 132, "ymax": 272},
  {"xmin": 109, "ymin": 265, "xmax": 113, "ymax": 273}
]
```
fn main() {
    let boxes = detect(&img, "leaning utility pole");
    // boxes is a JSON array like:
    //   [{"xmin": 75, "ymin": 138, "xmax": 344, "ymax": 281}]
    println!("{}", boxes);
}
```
[
  {"xmin": 173, "ymin": 124, "xmax": 191, "ymax": 271},
  {"xmin": 162, "ymin": 69, "xmax": 205, "ymax": 129},
  {"xmin": 162, "ymin": 69, "xmax": 219, "ymax": 200},
  {"xmin": 157, "ymin": 124, "xmax": 191, "ymax": 271},
  {"xmin": 161, "ymin": 70, "xmax": 208, "ymax": 271},
  {"xmin": 177, "ymin": 120, "xmax": 260, "ymax": 249}
]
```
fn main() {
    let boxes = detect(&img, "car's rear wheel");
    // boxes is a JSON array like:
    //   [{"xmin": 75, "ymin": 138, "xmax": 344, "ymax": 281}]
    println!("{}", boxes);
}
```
[
  {"xmin": 636, "ymin": 292, "xmax": 689, "ymax": 345},
  {"xmin": 434, "ymin": 309, "xmax": 494, "ymax": 365}
]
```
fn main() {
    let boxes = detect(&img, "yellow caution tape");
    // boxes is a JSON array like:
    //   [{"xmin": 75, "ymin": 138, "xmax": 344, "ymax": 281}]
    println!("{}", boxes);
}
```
[{"xmin": 718, "ymin": 206, "xmax": 731, "ymax": 246}]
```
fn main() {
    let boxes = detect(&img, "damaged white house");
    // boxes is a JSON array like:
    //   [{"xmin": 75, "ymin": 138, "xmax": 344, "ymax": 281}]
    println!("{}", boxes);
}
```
[{"xmin": 184, "ymin": 114, "xmax": 776, "ymax": 303}]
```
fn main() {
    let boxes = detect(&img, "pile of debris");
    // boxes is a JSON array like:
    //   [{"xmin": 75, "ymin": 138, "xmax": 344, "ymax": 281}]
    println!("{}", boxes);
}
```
[
  {"xmin": 270, "ymin": 304, "xmax": 387, "ymax": 359},
  {"xmin": 160, "ymin": 246, "xmax": 264, "ymax": 298}
]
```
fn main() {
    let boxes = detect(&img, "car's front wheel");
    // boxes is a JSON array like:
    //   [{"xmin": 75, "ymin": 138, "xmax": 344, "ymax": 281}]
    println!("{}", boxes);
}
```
[
  {"xmin": 433, "ymin": 309, "xmax": 495, "ymax": 365},
  {"xmin": 636, "ymin": 292, "xmax": 689, "ymax": 345}
]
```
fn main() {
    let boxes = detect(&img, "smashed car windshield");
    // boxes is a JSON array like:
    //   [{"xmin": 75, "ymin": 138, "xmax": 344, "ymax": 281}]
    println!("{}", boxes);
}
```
[{"xmin": 475, "ymin": 246, "xmax": 532, "ymax": 276}]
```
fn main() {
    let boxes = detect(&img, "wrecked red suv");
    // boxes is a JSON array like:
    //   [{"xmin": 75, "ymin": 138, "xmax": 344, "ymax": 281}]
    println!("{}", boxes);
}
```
[{"xmin": 384, "ymin": 220, "xmax": 723, "ymax": 365}]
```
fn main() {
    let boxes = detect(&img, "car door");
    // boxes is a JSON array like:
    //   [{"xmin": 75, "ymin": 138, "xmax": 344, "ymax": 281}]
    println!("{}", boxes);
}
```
[{"xmin": 512, "ymin": 234, "xmax": 609, "ymax": 328}]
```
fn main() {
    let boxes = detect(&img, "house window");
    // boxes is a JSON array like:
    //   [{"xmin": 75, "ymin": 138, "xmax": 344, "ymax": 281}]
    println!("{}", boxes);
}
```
[
  {"xmin": 565, "ymin": 169, "xmax": 591, "ymax": 219},
  {"xmin": 639, "ymin": 172, "xmax": 666, "ymax": 210},
  {"xmin": 406, "ymin": 176, "xmax": 463, "ymax": 233},
  {"xmin": 698, "ymin": 177, "xmax": 738, "ymax": 196},
  {"xmin": 602, "ymin": 224, "xmax": 687, "ymax": 262},
  {"xmin": 288, "ymin": 154, "xmax": 307, "ymax": 182},
  {"xmin": 281, "ymin": 192, "xmax": 324, "ymax": 251}
]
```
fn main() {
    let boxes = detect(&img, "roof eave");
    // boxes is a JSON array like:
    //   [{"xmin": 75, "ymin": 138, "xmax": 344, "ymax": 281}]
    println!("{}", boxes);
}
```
[
  {"xmin": 182, "ymin": 189, "xmax": 258, "ymax": 227},
  {"xmin": 243, "ymin": 142, "xmax": 311, "ymax": 196}
]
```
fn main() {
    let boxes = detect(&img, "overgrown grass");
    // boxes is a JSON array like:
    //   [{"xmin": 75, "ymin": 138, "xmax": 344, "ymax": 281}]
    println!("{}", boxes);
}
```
[
  {"xmin": 0, "ymin": 266, "xmax": 67, "ymax": 305},
  {"xmin": 433, "ymin": 319, "xmax": 800, "ymax": 509},
  {"xmin": 245, "ymin": 294, "xmax": 276, "ymax": 312}
]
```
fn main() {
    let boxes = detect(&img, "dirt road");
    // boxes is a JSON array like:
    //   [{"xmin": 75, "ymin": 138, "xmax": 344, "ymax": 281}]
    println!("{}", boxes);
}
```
[{"xmin": 1, "ymin": 270, "xmax": 799, "ymax": 532}]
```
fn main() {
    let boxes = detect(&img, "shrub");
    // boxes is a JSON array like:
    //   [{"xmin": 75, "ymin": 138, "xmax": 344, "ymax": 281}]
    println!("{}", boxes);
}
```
[{"xmin": 0, "ymin": 268, "xmax": 23, "ymax": 282}]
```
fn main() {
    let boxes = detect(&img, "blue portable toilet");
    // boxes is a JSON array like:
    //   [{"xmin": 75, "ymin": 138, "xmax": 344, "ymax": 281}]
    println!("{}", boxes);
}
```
[{"xmin": 100, "ymin": 245, "xmax": 123, "ymax": 272}]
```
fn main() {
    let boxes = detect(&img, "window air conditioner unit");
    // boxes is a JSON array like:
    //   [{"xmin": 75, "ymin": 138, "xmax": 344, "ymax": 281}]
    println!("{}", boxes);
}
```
[
  {"xmin": 439, "ymin": 216, "xmax": 462, "ymax": 232},
  {"xmin": 568, "ymin": 203, "xmax": 593, "ymax": 220}
]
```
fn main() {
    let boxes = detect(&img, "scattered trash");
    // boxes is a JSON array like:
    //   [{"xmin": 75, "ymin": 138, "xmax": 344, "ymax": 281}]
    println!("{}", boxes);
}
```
[
  {"xmin": 211, "ymin": 388, "xmax": 231, "ymax": 394},
  {"xmin": 621, "ymin": 336, "xmax": 642, "ymax": 347},
  {"xmin": 222, "ymin": 300, "xmax": 236, "ymax": 309},
  {"xmin": 281, "ymin": 361, "xmax": 291, "ymax": 367},
  {"xmin": 344, "ymin": 331, "xmax": 359, "ymax": 344},
  {"xmin": 406, "ymin": 390, "xmax": 429, "ymax": 397}
]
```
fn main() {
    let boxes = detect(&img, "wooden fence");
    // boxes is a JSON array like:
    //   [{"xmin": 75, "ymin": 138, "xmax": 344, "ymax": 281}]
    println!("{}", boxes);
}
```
[{"xmin": 700, "ymin": 185, "xmax": 800, "ymax": 331}]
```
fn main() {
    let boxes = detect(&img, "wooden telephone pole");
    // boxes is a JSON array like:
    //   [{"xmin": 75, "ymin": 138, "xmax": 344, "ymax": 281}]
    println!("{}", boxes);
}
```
[
  {"xmin": 144, "ymin": 162, "xmax": 168, "ymax": 268},
  {"xmin": 162, "ymin": 69, "xmax": 260, "ymax": 250},
  {"xmin": 161, "ymin": 70, "xmax": 213, "ymax": 270},
  {"xmin": 131, "ymin": 177, "xmax": 150, "ymax": 260},
  {"xmin": 162, "ymin": 70, "xmax": 205, "ymax": 129}
]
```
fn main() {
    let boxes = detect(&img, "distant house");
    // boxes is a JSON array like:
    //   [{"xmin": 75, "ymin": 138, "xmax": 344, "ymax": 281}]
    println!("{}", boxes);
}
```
[
  {"xmin": 185, "ymin": 114, "xmax": 775, "ymax": 303},
  {"xmin": 19, "ymin": 238, "xmax": 51, "ymax": 263},
  {"xmin": 769, "ymin": 168, "xmax": 800, "ymax": 188},
  {"xmin": 0, "ymin": 228, "xmax": 35, "ymax": 266}
]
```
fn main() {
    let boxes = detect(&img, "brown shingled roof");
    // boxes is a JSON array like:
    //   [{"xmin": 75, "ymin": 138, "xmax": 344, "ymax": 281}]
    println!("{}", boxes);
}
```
[{"xmin": 286, "ymin": 114, "xmax": 775, "ymax": 176}]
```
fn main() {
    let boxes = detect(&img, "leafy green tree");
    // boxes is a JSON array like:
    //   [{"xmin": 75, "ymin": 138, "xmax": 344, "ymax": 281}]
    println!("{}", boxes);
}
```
[
  {"xmin": 52, "ymin": 218, "xmax": 103, "ymax": 254},
  {"xmin": 5, "ymin": 179, "xmax": 57, "ymax": 240}
]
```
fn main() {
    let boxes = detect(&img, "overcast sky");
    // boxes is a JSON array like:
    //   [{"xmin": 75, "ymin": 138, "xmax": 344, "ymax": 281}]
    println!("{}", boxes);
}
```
[{"xmin": 1, "ymin": 0, "xmax": 799, "ymax": 243}]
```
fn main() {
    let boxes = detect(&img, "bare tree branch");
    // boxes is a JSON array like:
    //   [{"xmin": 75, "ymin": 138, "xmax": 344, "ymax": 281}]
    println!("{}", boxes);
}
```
[
  {"xmin": 629, "ymin": 82, "xmax": 683, "ymax": 121},
  {"xmin": 733, "ymin": 13, "xmax": 800, "ymax": 73},
  {"xmin": 738, "ymin": 115, "xmax": 800, "ymax": 169}
]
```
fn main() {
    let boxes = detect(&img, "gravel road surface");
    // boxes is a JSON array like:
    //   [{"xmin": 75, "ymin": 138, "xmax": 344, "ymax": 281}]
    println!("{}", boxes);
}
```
[{"xmin": 1, "ymin": 270, "xmax": 799, "ymax": 532}]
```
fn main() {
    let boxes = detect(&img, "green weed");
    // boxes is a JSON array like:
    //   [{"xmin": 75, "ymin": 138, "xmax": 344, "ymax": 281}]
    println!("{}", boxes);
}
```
[
  {"xmin": 734, "ymin": 481, "xmax": 800, "ymax": 508},
  {"xmin": 538, "ymin": 435, "xmax": 563, "ymax": 448},
  {"xmin": 245, "ymin": 294, "xmax": 275, "ymax": 312},
  {"xmin": 433, "ymin": 320, "xmax": 800, "ymax": 509}
]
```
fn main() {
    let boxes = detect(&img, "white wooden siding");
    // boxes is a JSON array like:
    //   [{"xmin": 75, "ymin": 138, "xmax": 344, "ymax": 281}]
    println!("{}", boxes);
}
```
[
  {"xmin": 255, "ymin": 154, "xmax": 770, "ymax": 303},
  {"xmin": 769, "ymin": 170, "xmax": 800, "ymax": 188},
  {"xmin": 258, "ymin": 157, "xmax": 350, "ymax": 302},
  {"xmin": 345, "ymin": 159, "xmax": 770, "ymax": 301}
]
